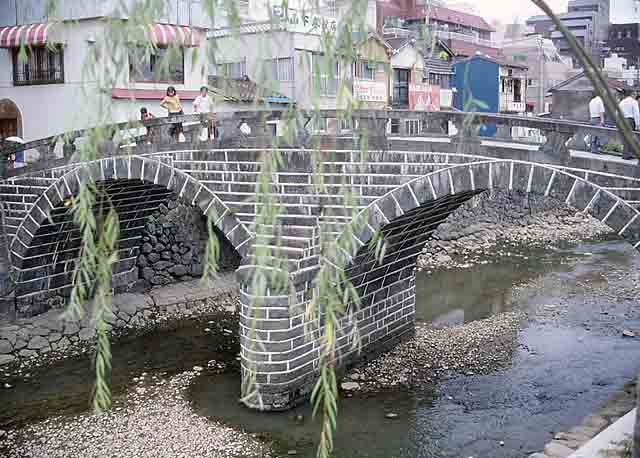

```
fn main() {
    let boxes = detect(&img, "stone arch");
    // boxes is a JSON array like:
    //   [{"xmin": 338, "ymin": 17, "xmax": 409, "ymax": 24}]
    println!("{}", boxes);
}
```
[
  {"xmin": 8, "ymin": 155, "xmax": 252, "ymax": 314},
  {"xmin": 328, "ymin": 159, "xmax": 640, "ymax": 369},
  {"xmin": 345, "ymin": 160, "xmax": 640, "ymax": 251},
  {"xmin": 0, "ymin": 99, "xmax": 22, "ymax": 139}
]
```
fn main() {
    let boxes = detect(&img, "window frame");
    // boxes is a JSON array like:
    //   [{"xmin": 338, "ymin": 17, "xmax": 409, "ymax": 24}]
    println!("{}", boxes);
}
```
[
  {"xmin": 216, "ymin": 60, "xmax": 247, "ymax": 80},
  {"xmin": 354, "ymin": 60, "xmax": 375, "ymax": 81},
  {"xmin": 129, "ymin": 46, "xmax": 185, "ymax": 84},
  {"xmin": 264, "ymin": 57, "xmax": 294, "ymax": 82},
  {"xmin": 12, "ymin": 44, "xmax": 65, "ymax": 86}
]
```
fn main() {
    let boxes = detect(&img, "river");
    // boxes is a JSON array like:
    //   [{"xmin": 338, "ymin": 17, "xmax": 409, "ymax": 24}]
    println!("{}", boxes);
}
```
[{"xmin": 2, "ymin": 236, "xmax": 639, "ymax": 458}]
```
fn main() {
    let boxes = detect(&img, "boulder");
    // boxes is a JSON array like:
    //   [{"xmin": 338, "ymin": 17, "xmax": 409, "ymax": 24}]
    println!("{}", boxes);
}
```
[
  {"xmin": 153, "ymin": 261, "xmax": 174, "ymax": 271},
  {"xmin": 169, "ymin": 265, "xmax": 188, "ymax": 277},
  {"xmin": 148, "ymin": 253, "xmax": 161, "ymax": 263},
  {"xmin": 142, "ymin": 242, "xmax": 153, "ymax": 254}
]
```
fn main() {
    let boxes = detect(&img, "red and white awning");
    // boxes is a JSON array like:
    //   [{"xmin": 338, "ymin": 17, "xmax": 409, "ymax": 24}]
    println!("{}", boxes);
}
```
[
  {"xmin": 0, "ymin": 23, "xmax": 54, "ymax": 48},
  {"xmin": 145, "ymin": 23, "xmax": 201, "ymax": 48}
]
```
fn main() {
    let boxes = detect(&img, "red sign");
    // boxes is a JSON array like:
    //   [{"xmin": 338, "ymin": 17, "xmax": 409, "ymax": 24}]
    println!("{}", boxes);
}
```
[{"xmin": 409, "ymin": 83, "xmax": 440, "ymax": 112}]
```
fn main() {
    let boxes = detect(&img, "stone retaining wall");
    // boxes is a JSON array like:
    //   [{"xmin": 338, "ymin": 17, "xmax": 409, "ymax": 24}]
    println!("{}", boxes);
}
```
[
  {"xmin": 136, "ymin": 199, "xmax": 241, "ymax": 288},
  {"xmin": 0, "ymin": 276, "xmax": 239, "ymax": 366}
]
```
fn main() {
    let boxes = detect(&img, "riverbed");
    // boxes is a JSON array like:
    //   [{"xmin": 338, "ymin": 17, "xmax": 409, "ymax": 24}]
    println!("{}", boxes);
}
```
[{"xmin": 1, "ymin": 236, "xmax": 639, "ymax": 458}]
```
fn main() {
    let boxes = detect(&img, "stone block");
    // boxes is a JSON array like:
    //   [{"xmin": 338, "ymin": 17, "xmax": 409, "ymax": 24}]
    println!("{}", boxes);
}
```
[
  {"xmin": 63, "ymin": 322, "xmax": 80, "ymax": 335},
  {"xmin": 78, "ymin": 327, "xmax": 96, "ymax": 341},
  {"xmin": 0, "ymin": 354, "xmax": 15, "ymax": 365},
  {"xmin": 28, "ymin": 335, "xmax": 49, "ymax": 350},
  {"xmin": 0, "ymin": 339, "xmax": 12, "ymax": 354}
]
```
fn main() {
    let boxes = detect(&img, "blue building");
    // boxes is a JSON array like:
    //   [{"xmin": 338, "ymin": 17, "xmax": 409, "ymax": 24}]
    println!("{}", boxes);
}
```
[{"xmin": 452, "ymin": 55, "xmax": 500, "ymax": 136}]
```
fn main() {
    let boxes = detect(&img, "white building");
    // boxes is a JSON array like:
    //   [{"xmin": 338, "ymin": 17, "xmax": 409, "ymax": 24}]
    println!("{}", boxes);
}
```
[
  {"xmin": 209, "ymin": 1, "xmax": 389, "ymax": 119},
  {"xmin": 0, "ymin": 0, "xmax": 211, "ymax": 142},
  {"xmin": 611, "ymin": 0, "xmax": 640, "ymax": 23}
]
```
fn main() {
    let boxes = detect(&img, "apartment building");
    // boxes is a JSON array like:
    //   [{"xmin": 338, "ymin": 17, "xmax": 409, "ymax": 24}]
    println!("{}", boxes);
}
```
[
  {"xmin": 526, "ymin": 0, "xmax": 610, "ymax": 67},
  {"xmin": 0, "ymin": 0, "xmax": 211, "ymax": 141}
]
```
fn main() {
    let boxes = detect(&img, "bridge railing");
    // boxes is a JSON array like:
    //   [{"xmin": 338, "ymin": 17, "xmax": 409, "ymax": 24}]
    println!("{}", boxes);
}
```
[{"xmin": 1, "ymin": 109, "xmax": 637, "ymax": 178}]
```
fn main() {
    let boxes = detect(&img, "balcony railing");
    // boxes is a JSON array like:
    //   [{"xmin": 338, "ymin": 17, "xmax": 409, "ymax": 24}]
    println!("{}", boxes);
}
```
[{"xmin": 383, "ymin": 26, "xmax": 499, "ymax": 49}]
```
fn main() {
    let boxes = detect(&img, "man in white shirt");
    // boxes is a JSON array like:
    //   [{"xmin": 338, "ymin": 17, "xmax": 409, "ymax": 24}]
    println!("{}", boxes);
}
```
[
  {"xmin": 589, "ymin": 92, "xmax": 606, "ymax": 153},
  {"xmin": 619, "ymin": 90, "xmax": 640, "ymax": 160},
  {"xmin": 193, "ymin": 86, "xmax": 215, "ymax": 141}
]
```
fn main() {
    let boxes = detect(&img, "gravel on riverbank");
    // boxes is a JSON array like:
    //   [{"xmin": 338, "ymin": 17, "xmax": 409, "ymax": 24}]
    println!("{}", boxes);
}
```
[
  {"xmin": 1, "ymin": 370, "xmax": 270, "ymax": 458},
  {"xmin": 417, "ymin": 190, "xmax": 611, "ymax": 271},
  {"xmin": 347, "ymin": 311, "xmax": 525, "ymax": 391}
]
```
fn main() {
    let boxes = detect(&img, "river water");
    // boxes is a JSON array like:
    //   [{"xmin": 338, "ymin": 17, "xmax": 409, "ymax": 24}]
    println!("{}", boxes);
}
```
[{"xmin": 2, "ymin": 237, "xmax": 640, "ymax": 458}]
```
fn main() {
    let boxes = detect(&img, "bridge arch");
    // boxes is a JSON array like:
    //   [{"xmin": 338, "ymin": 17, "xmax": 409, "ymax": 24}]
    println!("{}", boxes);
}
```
[
  {"xmin": 9, "ymin": 155, "xmax": 252, "ymax": 315},
  {"xmin": 326, "ymin": 159, "xmax": 640, "ymax": 384}
]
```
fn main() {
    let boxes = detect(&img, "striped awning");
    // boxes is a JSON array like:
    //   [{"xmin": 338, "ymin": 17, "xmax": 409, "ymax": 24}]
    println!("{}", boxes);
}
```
[
  {"xmin": 145, "ymin": 23, "xmax": 201, "ymax": 48},
  {"xmin": 0, "ymin": 23, "xmax": 54, "ymax": 48}
]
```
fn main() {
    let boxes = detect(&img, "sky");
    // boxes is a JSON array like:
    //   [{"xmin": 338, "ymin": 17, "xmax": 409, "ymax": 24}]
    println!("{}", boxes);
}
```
[{"xmin": 453, "ymin": 0, "xmax": 569, "ymax": 24}]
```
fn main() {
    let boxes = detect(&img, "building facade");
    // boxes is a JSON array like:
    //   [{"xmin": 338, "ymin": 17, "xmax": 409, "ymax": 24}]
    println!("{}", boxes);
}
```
[
  {"xmin": 608, "ymin": 23, "xmax": 640, "ymax": 68},
  {"xmin": 501, "ymin": 35, "xmax": 571, "ymax": 113},
  {"xmin": 209, "ymin": 19, "xmax": 391, "ymax": 119},
  {"xmin": 526, "ymin": 0, "xmax": 610, "ymax": 67},
  {"xmin": 611, "ymin": 0, "xmax": 640, "ymax": 24},
  {"xmin": 0, "ymin": 0, "xmax": 211, "ymax": 142}
]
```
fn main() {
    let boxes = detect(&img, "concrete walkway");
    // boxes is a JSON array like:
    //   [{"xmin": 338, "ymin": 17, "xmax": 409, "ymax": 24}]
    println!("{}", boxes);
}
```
[{"xmin": 568, "ymin": 409, "xmax": 635, "ymax": 458}]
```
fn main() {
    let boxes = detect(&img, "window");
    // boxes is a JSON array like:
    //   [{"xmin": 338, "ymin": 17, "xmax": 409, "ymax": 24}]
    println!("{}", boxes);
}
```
[
  {"xmin": 265, "ymin": 57, "xmax": 294, "ymax": 82},
  {"xmin": 130, "ymin": 47, "xmax": 184, "ymax": 83},
  {"xmin": 311, "ymin": 53, "xmax": 343, "ymax": 96},
  {"xmin": 618, "ymin": 31, "xmax": 623, "ymax": 39},
  {"xmin": 354, "ymin": 60, "xmax": 375, "ymax": 80},
  {"xmin": 427, "ymin": 72, "xmax": 450, "ymax": 89},
  {"xmin": 393, "ymin": 68, "xmax": 410, "ymax": 107},
  {"xmin": 216, "ymin": 60, "xmax": 247, "ymax": 79},
  {"xmin": 12, "ymin": 45, "xmax": 64, "ymax": 86},
  {"xmin": 627, "ymin": 30, "xmax": 633, "ymax": 39}
]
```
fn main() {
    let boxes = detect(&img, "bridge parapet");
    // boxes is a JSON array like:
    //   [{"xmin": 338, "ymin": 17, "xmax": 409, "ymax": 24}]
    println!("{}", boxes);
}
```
[{"xmin": 1, "ymin": 110, "xmax": 638, "ymax": 179}]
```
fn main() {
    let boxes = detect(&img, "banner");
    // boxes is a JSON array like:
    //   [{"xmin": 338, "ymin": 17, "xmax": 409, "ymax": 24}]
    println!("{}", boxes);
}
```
[
  {"xmin": 272, "ymin": 5, "xmax": 338, "ymax": 35},
  {"xmin": 353, "ymin": 80, "xmax": 387, "ymax": 103},
  {"xmin": 409, "ymin": 83, "xmax": 440, "ymax": 112}
]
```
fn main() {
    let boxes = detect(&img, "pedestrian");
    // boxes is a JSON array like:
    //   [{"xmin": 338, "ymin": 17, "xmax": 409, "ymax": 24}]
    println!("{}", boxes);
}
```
[
  {"xmin": 588, "ymin": 91, "xmax": 605, "ymax": 154},
  {"xmin": 193, "ymin": 86, "xmax": 215, "ymax": 141},
  {"xmin": 160, "ymin": 86, "xmax": 184, "ymax": 142},
  {"xmin": 140, "ymin": 107, "xmax": 156, "ymax": 144},
  {"xmin": 619, "ymin": 89, "xmax": 640, "ymax": 160}
]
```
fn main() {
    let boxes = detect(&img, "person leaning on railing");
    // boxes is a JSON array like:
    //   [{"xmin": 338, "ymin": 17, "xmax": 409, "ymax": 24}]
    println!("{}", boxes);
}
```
[
  {"xmin": 160, "ymin": 86, "xmax": 184, "ymax": 142},
  {"xmin": 193, "ymin": 86, "xmax": 216, "ymax": 141},
  {"xmin": 619, "ymin": 90, "xmax": 640, "ymax": 161}
]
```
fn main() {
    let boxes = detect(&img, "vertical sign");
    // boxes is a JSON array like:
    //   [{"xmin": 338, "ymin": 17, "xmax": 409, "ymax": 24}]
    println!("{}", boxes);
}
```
[{"xmin": 409, "ymin": 83, "xmax": 441, "ymax": 112}]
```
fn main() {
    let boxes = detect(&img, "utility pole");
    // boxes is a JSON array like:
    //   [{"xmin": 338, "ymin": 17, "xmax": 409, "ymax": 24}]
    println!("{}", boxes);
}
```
[{"xmin": 538, "ymin": 35, "xmax": 545, "ymax": 114}]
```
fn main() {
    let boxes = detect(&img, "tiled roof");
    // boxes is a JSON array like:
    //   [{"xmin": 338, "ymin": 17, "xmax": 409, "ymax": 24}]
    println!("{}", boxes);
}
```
[
  {"xmin": 424, "ymin": 57, "xmax": 454, "ymax": 74},
  {"xmin": 404, "ymin": 5, "xmax": 494, "ymax": 32},
  {"xmin": 207, "ymin": 76, "xmax": 292, "ymax": 104},
  {"xmin": 446, "ymin": 38, "xmax": 500, "ymax": 58}
]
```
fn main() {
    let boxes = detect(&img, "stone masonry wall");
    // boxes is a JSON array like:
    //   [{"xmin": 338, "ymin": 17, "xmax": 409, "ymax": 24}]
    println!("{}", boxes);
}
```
[
  {"xmin": 136, "ymin": 199, "xmax": 241, "ymax": 288},
  {"xmin": 137, "ymin": 200, "xmax": 207, "ymax": 287}
]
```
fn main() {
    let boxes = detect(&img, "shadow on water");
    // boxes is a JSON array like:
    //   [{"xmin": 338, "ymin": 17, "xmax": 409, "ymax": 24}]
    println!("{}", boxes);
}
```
[
  {"xmin": 2, "ymin": 237, "xmax": 640, "ymax": 458},
  {"xmin": 0, "ymin": 313, "xmax": 239, "ymax": 430}
]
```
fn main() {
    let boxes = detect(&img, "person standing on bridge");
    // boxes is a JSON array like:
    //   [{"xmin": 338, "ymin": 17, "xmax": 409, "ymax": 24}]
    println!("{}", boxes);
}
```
[
  {"xmin": 589, "ymin": 92, "xmax": 606, "ymax": 154},
  {"xmin": 160, "ymin": 86, "xmax": 184, "ymax": 142},
  {"xmin": 193, "ymin": 86, "xmax": 215, "ymax": 141},
  {"xmin": 619, "ymin": 90, "xmax": 640, "ymax": 160}
]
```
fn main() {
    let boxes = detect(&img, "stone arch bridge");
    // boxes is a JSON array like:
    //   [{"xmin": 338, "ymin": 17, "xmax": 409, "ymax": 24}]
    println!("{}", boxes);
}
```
[{"xmin": 1, "ymin": 110, "xmax": 639, "ymax": 410}]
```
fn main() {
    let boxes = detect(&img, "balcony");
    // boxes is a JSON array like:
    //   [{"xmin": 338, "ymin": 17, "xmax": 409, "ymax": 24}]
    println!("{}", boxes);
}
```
[{"xmin": 382, "ymin": 26, "xmax": 499, "ymax": 49}]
